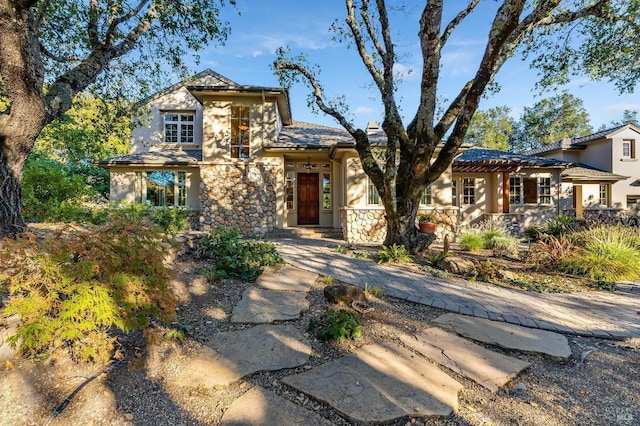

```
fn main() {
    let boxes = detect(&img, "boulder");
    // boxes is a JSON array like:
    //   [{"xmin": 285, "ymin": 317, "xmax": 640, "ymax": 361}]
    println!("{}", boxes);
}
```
[
  {"xmin": 441, "ymin": 256, "xmax": 474, "ymax": 275},
  {"xmin": 324, "ymin": 284, "xmax": 366, "ymax": 304}
]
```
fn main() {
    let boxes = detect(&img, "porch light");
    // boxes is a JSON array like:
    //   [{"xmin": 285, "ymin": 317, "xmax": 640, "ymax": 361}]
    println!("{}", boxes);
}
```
[{"xmin": 303, "ymin": 157, "xmax": 313, "ymax": 172}]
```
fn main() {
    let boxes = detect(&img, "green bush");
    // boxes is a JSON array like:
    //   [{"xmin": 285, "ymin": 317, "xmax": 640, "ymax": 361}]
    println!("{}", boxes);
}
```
[
  {"xmin": 377, "ymin": 244, "xmax": 412, "ymax": 264},
  {"xmin": 468, "ymin": 260, "xmax": 503, "ymax": 283},
  {"xmin": 0, "ymin": 215, "xmax": 177, "ymax": 362},
  {"xmin": 542, "ymin": 215, "xmax": 578, "ymax": 237},
  {"xmin": 558, "ymin": 225, "xmax": 640, "ymax": 285},
  {"xmin": 481, "ymin": 228, "xmax": 507, "ymax": 249},
  {"xmin": 198, "ymin": 227, "xmax": 282, "ymax": 282},
  {"xmin": 317, "ymin": 309, "xmax": 362, "ymax": 342},
  {"xmin": 109, "ymin": 202, "xmax": 189, "ymax": 233},
  {"xmin": 459, "ymin": 232, "xmax": 484, "ymax": 251},
  {"xmin": 490, "ymin": 235, "xmax": 520, "ymax": 258}
]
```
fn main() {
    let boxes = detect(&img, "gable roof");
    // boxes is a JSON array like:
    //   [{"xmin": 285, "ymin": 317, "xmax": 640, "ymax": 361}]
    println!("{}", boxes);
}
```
[
  {"xmin": 137, "ymin": 69, "xmax": 237, "ymax": 106},
  {"xmin": 523, "ymin": 123, "xmax": 640, "ymax": 156},
  {"xmin": 561, "ymin": 165, "xmax": 628, "ymax": 182},
  {"xmin": 453, "ymin": 147, "xmax": 568, "ymax": 173}
]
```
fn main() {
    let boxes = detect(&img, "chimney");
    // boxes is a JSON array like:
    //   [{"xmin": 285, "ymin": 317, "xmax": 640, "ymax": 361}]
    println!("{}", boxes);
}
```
[{"xmin": 366, "ymin": 121, "xmax": 381, "ymax": 135}]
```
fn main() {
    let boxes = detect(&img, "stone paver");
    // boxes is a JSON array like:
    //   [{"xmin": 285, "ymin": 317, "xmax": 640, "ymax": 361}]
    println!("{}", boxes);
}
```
[
  {"xmin": 231, "ymin": 287, "xmax": 309, "ymax": 323},
  {"xmin": 399, "ymin": 327, "xmax": 531, "ymax": 393},
  {"xmin": 175, "ymin": 324, "xmax": 311, "ymax": 387},
  {"xmin": 282, "ymin": 342, "xmax": 463, "ymax": 423},
  {"xmin": 221, "ymin": 386, "xmax": 332, "ymax": 426},
  {"xmin": 272, "ymin": 236, "xmax": 640, "ymax": 338},
  {"xmin": 434, "ymin": 313, "xmax": 572, "ymax": 361},
  {"xmin": 256, "ymin": 265, "xmax": 317, "ymax": 292}
]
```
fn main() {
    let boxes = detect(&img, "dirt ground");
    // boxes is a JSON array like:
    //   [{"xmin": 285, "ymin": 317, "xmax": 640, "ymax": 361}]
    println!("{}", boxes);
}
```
[{"xmin": 1, "ymin": 252, "xmax": 639, "ymax": 426}]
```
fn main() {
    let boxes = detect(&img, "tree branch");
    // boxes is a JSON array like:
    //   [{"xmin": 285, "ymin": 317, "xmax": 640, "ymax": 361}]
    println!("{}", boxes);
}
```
[
  {"xmin": 360, "ymin": 0, "xmax": 385, "ymax": 59},
  {"xmin": 88, "ymin": 0, "xmax": 100, "ymax": 48},
  {"xmin": 441, "ymin": 0, "xmax": 480, "ymax": 46},
  {"xmin": 345, "ymin": 0, "xmax": 384, "ymax": 91}
]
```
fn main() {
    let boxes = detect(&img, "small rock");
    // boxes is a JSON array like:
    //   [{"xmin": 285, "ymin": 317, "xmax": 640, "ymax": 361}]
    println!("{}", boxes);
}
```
[
  {"xmin": 324, "ymin": 284, "xmax": 366, "ymax": 304},
  {"xmin": 124, "ymin": 413, "xmax": 134, "ymax": 421},
  {"xmin": 511, "ymin": 383, "xmax": 526, "ymax": 397},
  {"xmin": 441, "ymin": 256, "xmax": 474, "ymax": 275}
]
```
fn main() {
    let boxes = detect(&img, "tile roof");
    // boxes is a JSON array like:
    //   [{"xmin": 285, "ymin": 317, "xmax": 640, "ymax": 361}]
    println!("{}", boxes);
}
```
[
  {"xmin": 266, "ymin": 120, "xmax": 353, "ymax": 149},
  {"xmin": 454, "ymin": 147, "xmax": 568, "ymax": 167},
  {"xmin": 98, "ymin": 149, "xmax": 202, "ymax": 166},
  {"xmin": 561, "ymin": 166, "xmax": 628, "ymax": 181}
]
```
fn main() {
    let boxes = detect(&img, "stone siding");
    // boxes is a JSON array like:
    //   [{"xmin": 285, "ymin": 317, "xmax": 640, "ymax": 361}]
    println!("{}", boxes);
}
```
[
  {"xmin": 341, "ymin": 208, "xmax": 459, "ymax": 244},
  {"xmin": 198, "ymin": 163, "xmax": 280, "ymax": 236}
]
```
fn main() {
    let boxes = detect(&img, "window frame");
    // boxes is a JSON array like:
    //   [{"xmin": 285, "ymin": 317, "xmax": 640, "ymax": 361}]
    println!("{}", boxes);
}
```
[
  {"xmin": 538, "ymin": 177, "xmax": 552, "ymax": 205},
  {"xmin": 163, "ymin": 112, "xmax": 195, "ymax": 145},
  {"xmin": 134, "ymin": 170, "xmax": 187, "ymax": 208},
  {"xmin": 461, "ymin": 178, "xmax": 475, "ymax": 205},
  {"xmin": 420, "ymin": 184, "xmax": 432, "ymax": 206},
  {"xmin": 366, "ymin": 177, "xmax": 380, "ymax": 205},
  {"xmin": 509, "ymin": 176, "xmax": 552, "ymax": 205},
  {"xmin": 599, "ymin": 184, "xmax": 609, "ymax": 207},
  {"xmin": 230, "ymin": 106, "xmax": 251, "ymax": 159}
]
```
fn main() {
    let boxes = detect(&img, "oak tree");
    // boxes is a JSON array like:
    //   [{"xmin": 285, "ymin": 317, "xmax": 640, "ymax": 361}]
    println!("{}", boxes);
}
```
[
  {"xmin": 0, "ymin": 0, "xmax": 233, "ymax": 238},
  {"xmin": 274, "ymin": 0, "xmax": 620, "ymax": 252}
]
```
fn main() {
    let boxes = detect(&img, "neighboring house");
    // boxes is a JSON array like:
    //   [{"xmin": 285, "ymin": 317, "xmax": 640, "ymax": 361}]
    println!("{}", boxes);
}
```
[
  {"xmin": 451, "ymin": 147, "xmax": 628, "ymax": 233},
  {"xmin": 100, "ymin": 69, "xmax": 458, "ymax": 244},
  {"xmin": 525, "ymin": 124, "xmax": 640, "ymax": 217}
]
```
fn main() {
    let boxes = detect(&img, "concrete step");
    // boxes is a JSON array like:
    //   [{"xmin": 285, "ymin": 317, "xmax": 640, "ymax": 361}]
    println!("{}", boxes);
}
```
[{"xmin": 267, "ymin": 227, "xmax": 344, "ymax": 240}]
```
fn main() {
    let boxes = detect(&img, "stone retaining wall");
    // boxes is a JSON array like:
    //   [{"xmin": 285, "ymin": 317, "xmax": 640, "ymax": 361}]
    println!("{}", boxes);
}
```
[
  {"xmin": 341, "ymin": 208, "xmax": 459, "ymax": 244},
  {"xmin": 198, "ymin": 163, "xmax": 281, "ymax": 236}
]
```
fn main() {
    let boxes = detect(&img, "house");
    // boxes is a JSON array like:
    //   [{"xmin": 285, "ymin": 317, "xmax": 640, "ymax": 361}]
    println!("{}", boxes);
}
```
[
  {"xmin": 451, "ymin": 146, "xmax": 629, "ymax": 233},
  {"xmin": 525, "ymin": 124, "xmax": 640, "ymax": 218},
  {"xmin": 100, "ymin": 69, "xmax": 459, "ymax": 244}
]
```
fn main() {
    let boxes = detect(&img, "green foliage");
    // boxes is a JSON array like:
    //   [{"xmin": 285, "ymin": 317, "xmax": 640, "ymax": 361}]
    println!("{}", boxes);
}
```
[
  {"xmin": 377, "ymin": 244, "xmax": 412, "ymax": 264},
  {"xmin": 464, "ymin": 106, "xmax": 514, "ymax": 150},
  {"xmin": 332, "ymin": 244, "xmax": 348, "ymax": 254},
  {"xmin": 505, "ymin": 275, "xmax": 574, "ymax": 293},
  {"xmin": 164, "ymin": 322, "xmax": 194, "ymax": 341},
  {"xmin": 1, "ymin": 215, "xmax": 176, "ymax": 362},
  {"xmin": 319, "ymin": 275, "xmax": 335, "ymax": 284},
  {"xmin": 559, "ymin": 238, "xmax": 640, "ymax": 285},
  {"xmin": 468, "ymin": 260, "xmax": 503, "ymax": 283},
  {"xmin": 351, "ymin": 251, "xmax": 372, "ymax": 259},
  {"xmin": 459, "ymin": 232, "xmax": 484, "ymax": 251},
  {"xmin": 198, "ymin": 227, "xmax": 283, "ymax": 282},
  {"xmin": 21, "ymin": 156, "xmax": 87, "ymax": 222},
  {"xmin": 490, "ymin": 235, "xmax": 520, "ymax": 258},
  {"xmin": 364, "ymin": 283, "xmax": 383, "ymax": 298},
  {"xmin": 542, "ymin": 215, "xmax": 578, "ymax": 238},
  {"xmin": 317, "ymin": 309, "xmax": 362, "ymax": 343},
  {"xmin": 510, "ymin": 93, "xmax": 593, "ymax": 153},
  {"xmin": 111, "ymin": 203, "xmax": 189, "ymax": 233},
  {"xmin": 424, "ymin": 251, "xmax": 446, "ymax": 268}
]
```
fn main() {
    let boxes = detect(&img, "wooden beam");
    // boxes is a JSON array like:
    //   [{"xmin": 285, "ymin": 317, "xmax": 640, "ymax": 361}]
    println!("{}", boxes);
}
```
[{"xmin": 502, "ymin": 172, "xmax": 510, "ymax": 214}]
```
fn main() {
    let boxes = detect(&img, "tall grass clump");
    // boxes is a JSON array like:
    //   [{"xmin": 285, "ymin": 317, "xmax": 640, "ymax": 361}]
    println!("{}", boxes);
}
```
[
  {"xmin": 559, "ymin": 225, "xmax": 640, "ymax": 284},
  {"xmin": 0, "ymin": 213, "xmax": 177, "ymax": 362},
  {"xmin": 459, "ymin": 232, "xmax": 484, "ymax": 251}
]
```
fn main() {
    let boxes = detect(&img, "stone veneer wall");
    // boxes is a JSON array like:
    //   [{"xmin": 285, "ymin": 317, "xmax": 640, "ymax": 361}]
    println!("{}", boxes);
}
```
[
  {"xmin": 198, "ymin": 163, "xmax": 281, "ymax": 236},
  {"xmin": 341, "ymin": 208, "xmax": 459, "ymax": 244}
]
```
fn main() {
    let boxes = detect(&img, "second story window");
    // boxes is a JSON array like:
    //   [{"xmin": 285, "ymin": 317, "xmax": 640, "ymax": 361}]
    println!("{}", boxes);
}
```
[
  {"xmin": 164, "ymin": 113, "xmax": 194, "ymax": 144},
  {"xmin": 622, "ymin": 139, "xmax": 636, "ymax": 159},
  {"xmin": 231, "ymin": 106, "xmax": 250, "ymax": 158}
]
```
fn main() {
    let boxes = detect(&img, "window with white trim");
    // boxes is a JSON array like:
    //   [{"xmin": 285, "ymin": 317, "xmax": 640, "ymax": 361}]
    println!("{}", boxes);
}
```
[
  {"xmin": 231, "ymin": 106, "xmax": 250, "ymax": 158},
  {"xmin": 322, "ymin": 173, "xmax": 331, "ymax": 209},
  {"xmin": 285, "ymin": 171, "xmax": 295, "ymax": 210},
  {"xmin": 164, "ymin": 113, "xmax": 194, "ymax": 144},
  {"xmin": 134, "ymin": 171, "xmax": 187, "ymax": 207},
  {"xmin": 366, "ymin": 177, "xmax": 380, "ymax": 205},
  {"xmin": 509, "ymin": 177, "xmax": 522, "ymax": 204},
  {"xmin": 420, "ymin": 184, "xmax": 432, "ymax": 205},
  {"xmin": 538, "ymin": 177, "xmax": 552, "ymax": 204},
  {"xmin": 461, "ymin": 178, "xmax": 475, "ymax": 205},
  {"xmin": 599, "ymin": 184, "xmax": 609, "ymax": 207},
  {"xmin": 622, "ymin": 139, "xmax": 636, "ymax": 159}
]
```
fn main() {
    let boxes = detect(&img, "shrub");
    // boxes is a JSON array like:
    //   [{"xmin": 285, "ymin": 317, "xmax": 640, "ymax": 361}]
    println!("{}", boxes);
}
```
[
  {"xmin": 0, "ymin": 215, "xmax": 176, "ymax": 362},
  {"xmin": 317, "ymin": 309, "xmax": 362, "ymax": 342},
  {"xmin": 481, "ymin": 228, "xmax": 507, "ymax": 250},
  {"xmin": 490, "ymin": 235, "xmax": 520, "ymax": 258},
  {"xmin": 560, "ymin": 243, "xmax": 640, "ymax": 285},
  {"xmin": 542, "ymin": 215, "xmax": 577, "ymax": 237},
  {"xmin": 459, "ymin": 232, "xmax": 484, "ymax": 251},
  {"xmin": 527, "ymin": 234, "xmax": 579, "ymax": 268},
  {"xmin": 377, "ymin": 244, "xmax": 412, "ymax": 264},
  {"xmin": 110, "ymin": 203, "xmax": 189, "ymax": 233},
  {"xmin": 468, "ymin": 260, "xmax": 503, "ymax": 283},
  {"xmin": 364, "ymin": 282, "xmax": 383, "ymax": 298},
  {"xmin": 198, "ymin": 227, "xmax": 282, "ymax": 282}
]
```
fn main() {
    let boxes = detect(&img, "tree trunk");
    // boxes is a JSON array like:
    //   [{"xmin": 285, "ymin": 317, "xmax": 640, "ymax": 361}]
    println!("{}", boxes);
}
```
[
  {"xmin": 0, "ymin": 144, "xmax": 28, "ymax": 237},
  {"xmin": 382, "ymin": 192, "xmax": 436, "ymax": 255}
]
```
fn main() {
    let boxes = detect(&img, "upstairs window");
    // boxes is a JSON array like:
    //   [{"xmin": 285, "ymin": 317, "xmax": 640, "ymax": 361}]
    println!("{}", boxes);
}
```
[
  {"xmin": 231, "ymin": 106, "xmax": 250, "ymax": 158},
  {"xmin": 164, "ymin": 113, "xmax": 194, "ymax": 144},
  {"xmin": 622, "ymin": 139, "xmax": 636, "ymax": 159}
]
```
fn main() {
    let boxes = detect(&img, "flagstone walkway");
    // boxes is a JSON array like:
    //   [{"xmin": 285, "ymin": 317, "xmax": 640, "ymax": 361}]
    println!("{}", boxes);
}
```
[{"xmin": 270, "ymin": 236, "xmax": 640, "ymax": 339}]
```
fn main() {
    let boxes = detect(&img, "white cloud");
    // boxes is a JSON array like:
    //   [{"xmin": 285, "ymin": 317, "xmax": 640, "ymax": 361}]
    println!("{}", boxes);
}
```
[
  {"xmin": 251, "ymin": 50, "xmax": 264, "ymax": 58},
  {"xmin": 441, "ymin": 50, "xmax": 476, "ymax": 76},
  {"xmin": 393, "ymin": 63, "xmax": 418, "ymax": 81},
  {"xmin": 606, "ymin": 103, "xmax": 640, "ymax": 111},
  {"xmin": 354, "ymin": 106, "xmax": 375, "ymax": 115}
]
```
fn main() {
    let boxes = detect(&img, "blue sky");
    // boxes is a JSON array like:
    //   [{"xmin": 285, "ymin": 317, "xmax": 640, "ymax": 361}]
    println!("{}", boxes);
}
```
[{"xmin": 186, "ymin": 1, "xmax": 639, "ymax": 132}]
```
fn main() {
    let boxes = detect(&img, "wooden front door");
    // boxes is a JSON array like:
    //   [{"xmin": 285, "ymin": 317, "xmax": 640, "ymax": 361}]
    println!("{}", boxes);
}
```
[{"xmin": 297, "ymin": 173, "xmax": 319, "ymax": 225}]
